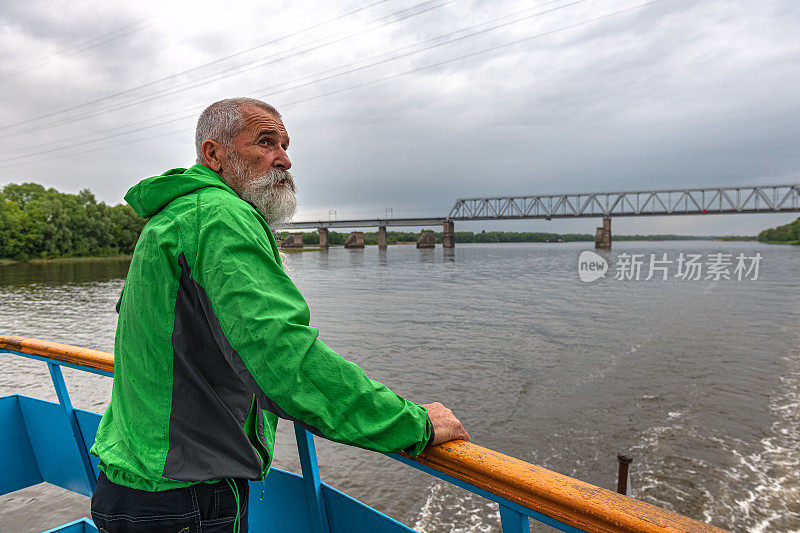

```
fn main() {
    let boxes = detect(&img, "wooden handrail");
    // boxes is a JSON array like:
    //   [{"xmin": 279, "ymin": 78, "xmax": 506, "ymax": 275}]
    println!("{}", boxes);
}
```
[
  {"xmin": 1, "ymin": 335, "xmax": 727, "ymax": 533},
  {"xmin": 404, "ymin": 442, "xmax": 727, "ymax": 533},
  {"xmin": 0, "ymin": 335, "xmax": 114, "ymax": 374}
]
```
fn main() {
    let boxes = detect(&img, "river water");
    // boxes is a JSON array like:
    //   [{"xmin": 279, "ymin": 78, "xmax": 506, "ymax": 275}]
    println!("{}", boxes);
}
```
[{"xmin": 0, "ymin": 241, "xmax": 798, "ymax": 533}]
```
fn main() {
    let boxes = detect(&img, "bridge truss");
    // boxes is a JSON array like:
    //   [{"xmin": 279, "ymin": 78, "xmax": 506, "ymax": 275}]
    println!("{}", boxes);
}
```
[{"xmin": 447, "ymin": 185, "xmax": 800, "ymax": 220}]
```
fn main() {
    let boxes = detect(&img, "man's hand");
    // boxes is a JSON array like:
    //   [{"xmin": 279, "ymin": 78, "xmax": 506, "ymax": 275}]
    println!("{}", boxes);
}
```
[{"xmin": 420, "ymin": 402, "xmax": 470, "ymax": 446}]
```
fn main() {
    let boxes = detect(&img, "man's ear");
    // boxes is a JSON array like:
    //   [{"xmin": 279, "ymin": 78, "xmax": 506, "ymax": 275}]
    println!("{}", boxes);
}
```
[{"xmin": 202, "ymin": 140, "xmax": 225, "ymax": 172}]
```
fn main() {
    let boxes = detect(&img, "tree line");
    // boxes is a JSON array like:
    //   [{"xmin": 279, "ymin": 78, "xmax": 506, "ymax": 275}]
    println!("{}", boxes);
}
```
[
  {"xmin": 0, "ymin": 183, "xmax": 144, "ymax": 261},
  {"xmin": 757, "ymin": 216, "xmax": 800, "ymax": 244}
]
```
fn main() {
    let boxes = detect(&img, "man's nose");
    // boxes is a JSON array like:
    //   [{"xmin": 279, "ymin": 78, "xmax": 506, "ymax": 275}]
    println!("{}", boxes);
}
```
[{"xmin": 274, "ymin": 147, "xmax": 291, "ymax": 170}]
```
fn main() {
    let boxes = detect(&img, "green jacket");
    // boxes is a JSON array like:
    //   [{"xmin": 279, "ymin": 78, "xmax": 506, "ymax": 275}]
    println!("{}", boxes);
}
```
[{"xmin": 90, "ymin": 165, "xmax": 432, "ymax": 491}]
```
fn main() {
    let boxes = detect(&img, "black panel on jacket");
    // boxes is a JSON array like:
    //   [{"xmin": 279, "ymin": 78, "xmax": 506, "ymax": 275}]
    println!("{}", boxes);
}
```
[
  {"xmin": 164, "ymin": 253, "xmax": 326, "ymax": 482},
  {"xmin": 163, "ymin": 253, "xmax": 263, "ymax": 481}
]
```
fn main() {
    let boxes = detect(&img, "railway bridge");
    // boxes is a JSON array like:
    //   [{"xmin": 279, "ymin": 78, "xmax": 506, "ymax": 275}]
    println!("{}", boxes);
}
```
[{"xmin": 281, "ymin": 184, "xmax": 800, "ymax": 249}]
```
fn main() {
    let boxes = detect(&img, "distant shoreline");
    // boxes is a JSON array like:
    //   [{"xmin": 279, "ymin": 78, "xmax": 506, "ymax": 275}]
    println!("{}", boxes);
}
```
[
  {"xmin": 759, "ymin": 240, "xmax": 799, "ymax": 245},
  {"xmin": 1, "ymin": 237, "xmax": 770, "ymax": 264},
  {"xmin": 0, "ymin": 255, "xmax": 132, "ymax": 266},
  {"xmin": 273, "ymin": 229, "xmax": 758, "ymax": 248}
]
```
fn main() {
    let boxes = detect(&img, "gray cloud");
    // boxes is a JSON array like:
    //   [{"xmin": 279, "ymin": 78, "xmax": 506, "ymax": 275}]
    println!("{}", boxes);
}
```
[{"xmin": 1, "ymin": 0, "xmax": 798, "ymax": 235}]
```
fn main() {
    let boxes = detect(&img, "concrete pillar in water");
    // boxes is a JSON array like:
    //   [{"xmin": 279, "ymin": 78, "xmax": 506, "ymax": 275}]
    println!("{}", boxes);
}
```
[
  {"xmin": 318, "ymin": 228, "xmax": 329, "ymax": 249},
  {"xmin": 344, "ymin": 231, "xmax": 365, "ymax": 249},
  {"xmin": 417, "ymin": 230, "xmax": 436, "ymax": 248},
  {"xmin": 378, "ymin": 226, "xmax": 388, "ymax": 249},
  {"xmin": 281, "ymin": 232, "xmax": 304, "ymax": 249},
  {"xmin": 595, "ymin": 217, "xmax": 612, "ymax": 249},
  {"xmin": 443, "ymin": 221, "xmax": 455, "ymax": 248}
]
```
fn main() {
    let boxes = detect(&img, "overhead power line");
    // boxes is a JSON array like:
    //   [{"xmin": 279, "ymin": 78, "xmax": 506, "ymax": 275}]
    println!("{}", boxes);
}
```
[
  {"xmin": 0, "ymin": 0, "xmax": 572, "ymax": 160},
  {"xmin": 251, "ymin": 0, "xmax": 589, "ymax": 100},
  {"xmin": 60, "ymin": 0, "xmax": 459, "ymax": 123},
  {"xmin": 0, "ymin": 7, "xmax": 176, "ymax": 80},
  {"xmin": 277, "ymin": 0, "xmax": 669, "ymax": 109},
  {"xmin": 197, "ymin": 0, "xmax": 566, "ymax": 102},
  {"xmin": 2, "ymin": 0, "xmax": 669, "ymax": 169},
  {"xmin": 1, "ymin": 0, "xmax": 456, "ymax": 139},
  {"xmin": 0, "ymin": 0, "xmax": 395, "ymax": 131}
]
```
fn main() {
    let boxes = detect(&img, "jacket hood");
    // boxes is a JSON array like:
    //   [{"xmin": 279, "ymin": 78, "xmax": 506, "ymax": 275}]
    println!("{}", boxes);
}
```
[{"xmin": 125, "ymin": 165, "xmax": 235, "ymax": 218}]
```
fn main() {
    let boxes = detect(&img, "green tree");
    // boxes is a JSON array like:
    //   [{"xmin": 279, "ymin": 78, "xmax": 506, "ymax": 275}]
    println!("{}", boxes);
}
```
[
  {"xmin": 0, "ymin": 182, "xmax": 146, "ymax": 260},
  {"xmin": 758, "ymin": 217, "xmax": 800, "ymax": 244}
]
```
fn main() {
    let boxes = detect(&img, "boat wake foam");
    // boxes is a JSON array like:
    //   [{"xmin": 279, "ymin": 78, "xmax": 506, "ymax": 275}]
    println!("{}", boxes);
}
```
[
  {"xmin": 414, "ymin": 482, "xmax": 501, "ymax": 533},
  {"xmin": 631, "ymin": 352, "xmax": 800, "ymax": 532}
]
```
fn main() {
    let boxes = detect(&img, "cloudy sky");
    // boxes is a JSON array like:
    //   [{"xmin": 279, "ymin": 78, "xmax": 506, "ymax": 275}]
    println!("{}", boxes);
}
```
[{"xmin": 1, "ymin": 0, "xmax": 798, "ymax": 235}]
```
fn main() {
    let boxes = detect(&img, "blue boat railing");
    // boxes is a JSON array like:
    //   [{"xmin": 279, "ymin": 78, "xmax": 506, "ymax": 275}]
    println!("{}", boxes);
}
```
[{"xmin": 0, "ymin": 336, "xmax": 728, "ymax": 533}]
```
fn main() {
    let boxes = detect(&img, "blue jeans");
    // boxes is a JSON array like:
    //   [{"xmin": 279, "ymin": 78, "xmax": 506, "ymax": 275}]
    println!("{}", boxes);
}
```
[{"xmin": 91, "ymin": 471, "xmax": 249, "ymax": 532}]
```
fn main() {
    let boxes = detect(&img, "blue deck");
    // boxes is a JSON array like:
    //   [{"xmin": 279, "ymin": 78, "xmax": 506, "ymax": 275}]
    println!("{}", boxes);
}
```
[
  {"xmin": 3, "ymin": 351, "xmax": 576, "ymax": 533},
  {"xmin": 4, "ymin": 338, "xmax": 723, "ymax": 533},
  {"xmin": 0, "ymin": 339, "xmax": 727, "ymax": 533},
  {"xmin": 0, "ymin": 393, "xmax": 425, "ymax": 532}
]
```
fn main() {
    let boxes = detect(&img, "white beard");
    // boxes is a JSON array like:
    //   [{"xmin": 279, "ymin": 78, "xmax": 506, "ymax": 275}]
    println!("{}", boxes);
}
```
[{"xmin": 227, "ymin": 154, "xmax": 297, "ymax": 226}]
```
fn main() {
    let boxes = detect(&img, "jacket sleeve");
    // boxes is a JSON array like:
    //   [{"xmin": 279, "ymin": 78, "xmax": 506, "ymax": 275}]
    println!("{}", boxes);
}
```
[{"xmin": 192, "ymin": 202, "xmax": 433, "ymax": 456}]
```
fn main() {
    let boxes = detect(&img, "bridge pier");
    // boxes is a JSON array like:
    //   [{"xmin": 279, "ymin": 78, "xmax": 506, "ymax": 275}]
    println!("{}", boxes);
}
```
[
  {"xmin": 595, "ymin": 217, "xmax": 611, "ymax": 249},
  {"xmin": 318, "ymin": 228, "xmax": 329, "ymax": 249},
  {"xmin": 378, "ymin": 226, "xmax": 387, "ymax": 249},
  {"xmin": 417, "ymin": 230, "xmax": 436, "ymax": 248},
  {"xmin": 281, "ymin": 233, "xmax": 304, "ymax": 249},
  {"xmin": 344, "ymin": 231, "xmax": 365, "ymax": 249},
  {"xmin": 443, "ymin": 221, "xmax": 455, "ymax": 248}
]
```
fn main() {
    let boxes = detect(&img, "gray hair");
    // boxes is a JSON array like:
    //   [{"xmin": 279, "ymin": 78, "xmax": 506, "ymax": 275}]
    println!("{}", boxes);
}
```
[{"xmin": 195, "ymin": 97, "xmax": 281, "ymax": 164}]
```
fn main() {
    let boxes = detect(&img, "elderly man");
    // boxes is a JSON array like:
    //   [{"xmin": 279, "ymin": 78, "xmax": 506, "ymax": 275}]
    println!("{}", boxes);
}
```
[{"xmin": 89, "ymin": 97, "xmax": 469, "ymax": 532}]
